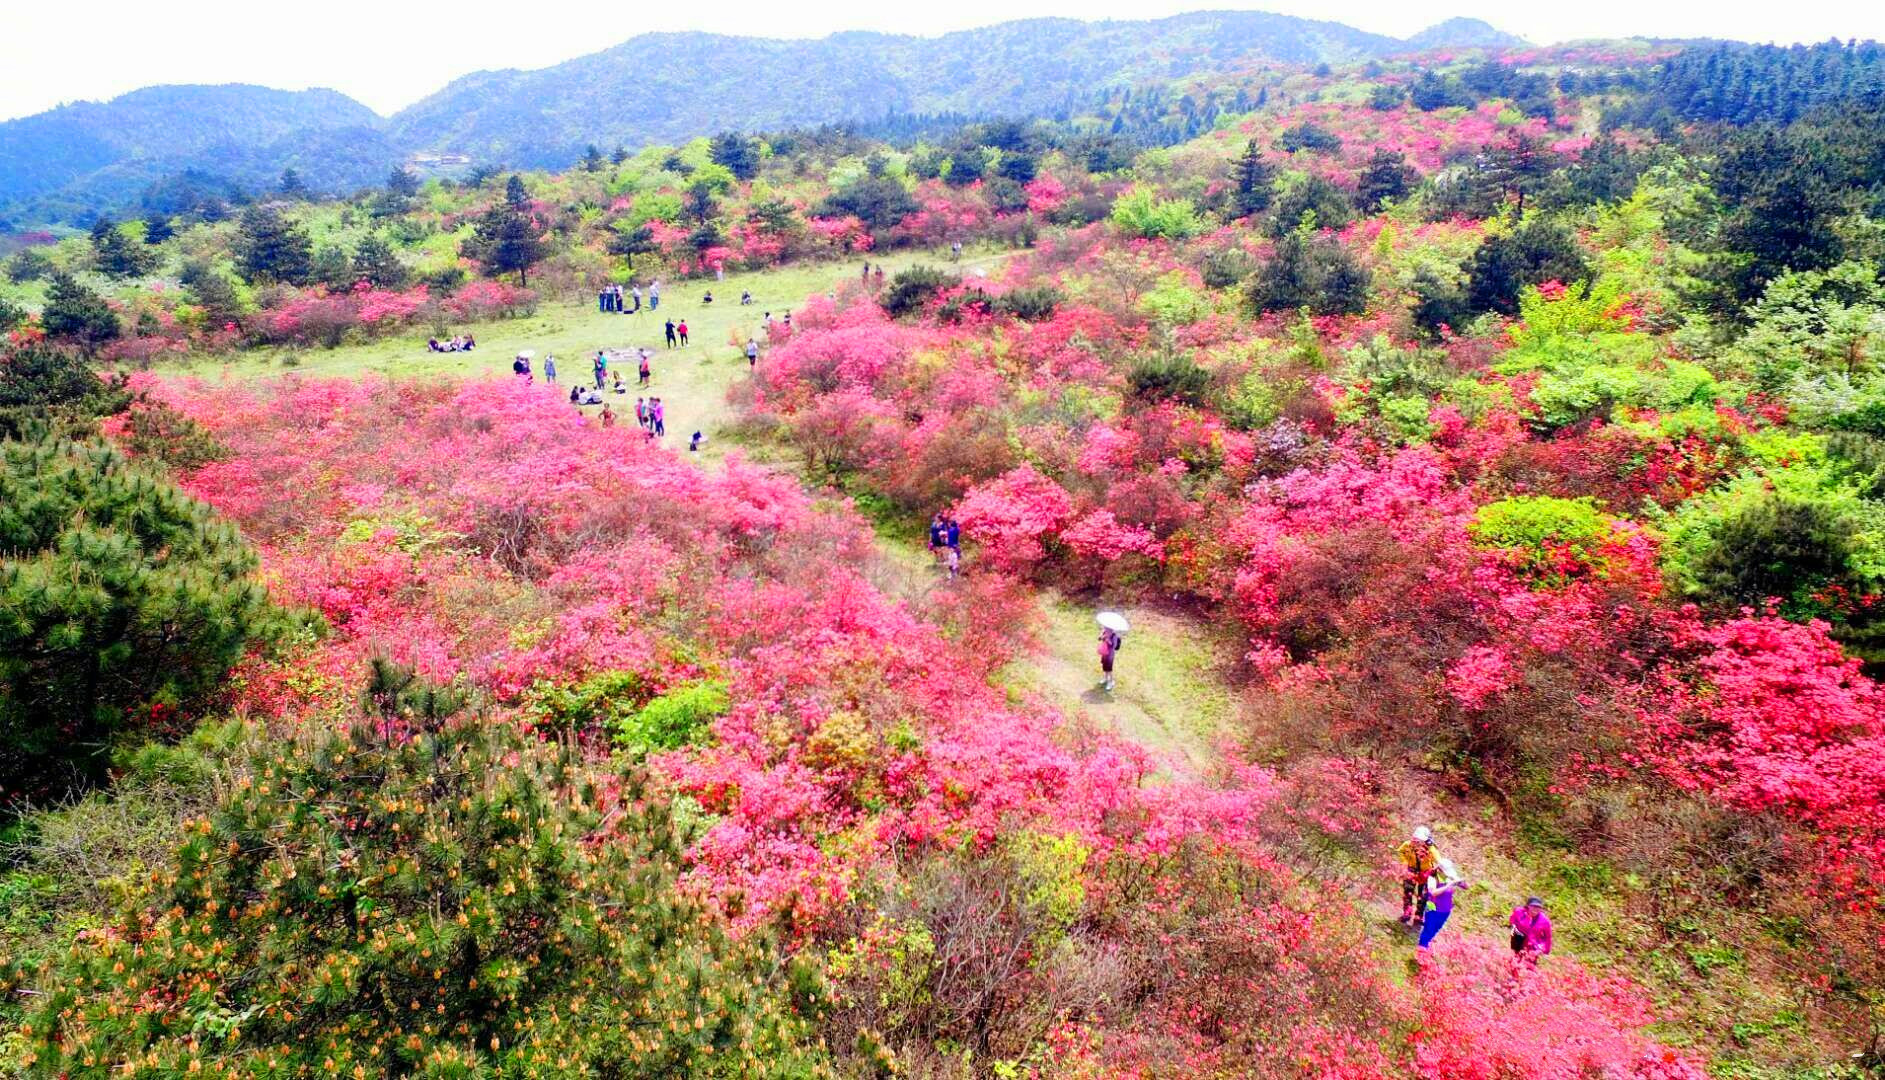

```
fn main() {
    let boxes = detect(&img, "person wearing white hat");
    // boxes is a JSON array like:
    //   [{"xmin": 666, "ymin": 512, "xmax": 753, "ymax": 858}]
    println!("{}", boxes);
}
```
[
  {"xmin": 1418, "ymin": 858, "xmax": 1470, "ymax": 950},
  {"xmin": 1396, "ymin": 825, "xmax": 1440, "ymax": 925}
]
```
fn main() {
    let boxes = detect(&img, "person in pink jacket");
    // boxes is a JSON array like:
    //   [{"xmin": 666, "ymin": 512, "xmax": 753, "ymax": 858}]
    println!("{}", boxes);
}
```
[{"xmin": 1510, "ymin": 896, "xmax": 1553, "ymax": 962}]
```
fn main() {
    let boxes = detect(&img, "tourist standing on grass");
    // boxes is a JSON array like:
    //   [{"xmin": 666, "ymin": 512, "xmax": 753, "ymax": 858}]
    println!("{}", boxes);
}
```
[
  {"xmin": 652, "ymin": 398, "xmax": 666, "ymax": 437},
  {"xmin": 1418, "ymin": 861, "xmax": 1469, "ymax": 951},
  {"xmin": 544, "ymin": 355, "xmax": 556, "ymax": 385},
  {"xmin": 630, "ymin": 284, "xmax": 642, "ymax": 313},
  {"xmin": 650, "ymin": 280, "xmax": 661, "ymax": 310},
  {"xmin": 639, "ymin": 352, "xmax": 651, "ymax": 387},
  {"xmin": 593, "ymin": 352, "xmax": 607, "ymax": 390},
  {"xmin": 601, "ymin": 403, "xmax": 616, "ymax": 428},
  {"xmin": 635, "ymin": 397, "xmax": 648, "ymax": 430},
  {"xmin": 665, "ymin": 320, "xmax": 677, "ymax": 348},
  {"xmin": 677, "ymin": 319, "xmax": 690, "ymax": 346},
  {"xmin": 928, "ymin": 513, "xmax": 946, "ymax": 561},
  {"xmin": 1510, "ymin": 898, "xmax": 1553, "ymax": 963},
  {"xmin": 1097, "ymin": 625, "xmax": 1121, "ymax": 692},
  {"xmin": 745, "ymin": 338, "xmax": 759, "ymax": 367}
]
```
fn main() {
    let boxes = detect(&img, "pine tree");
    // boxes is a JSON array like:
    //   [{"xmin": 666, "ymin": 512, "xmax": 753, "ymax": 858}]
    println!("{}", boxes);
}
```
[
  {"xmin": 684, "ymin": 179, "xmax": 719, "ymax": 224},
  {"xmin": 89, "ymin": 218, "xmax": 153, "ymax": 279},
  {"xmin": 38, "ymin": 272, "xmax": 120, "ymax": 350},
  {"xmin": 278, "ymin": 167, "xmax": 309, "ymax": 200},
  {"xmin": 0, "ymin": 341, "xmax": 132, "ymax": 439},
  {"xmin": 385, "ymin": 166, "xmax": 420, "ymax": 198},
  {"xmin": 463, "ymin": 205, "xmax": 545, "ymax": 286},
  {"xmin": 607, "ymin": 221, "xmax": 658, "ymax": 270},
  {"xmin": 234, "ymin": 206, "xmax": 313, "ymax": 285},
  {"xmin": 581, "ymin": 144, "xmax": 606, "ymax": 172},
  {"xmin": 351, "ymin": 233, "xmax": 408, "ymax": 288},
  {"xmin": 709, "ymin": 131, "xmax": 762, "ymax": 180},
  {"xmin": 1482, "ymin": 133, "xmax": 1556, "ymax": 214},
  {"xmin": 310, "ymin": 244, "xmax": 353, "ymax": 289},
  {"xmin": 0, "ymin": 439, "xmax": 275, "ymax": 803},
  {"xmin": 22, "ymin": 696, "xmax": 831, "ymax": 1075},
  {"xmin": 504, "ymin": 173, "xmax": 530, "ymax": 209},
  {"xmin": 1357, "ymin": 148, "xmax": 1417, "ymax": 212},
  {"xmin": 141, "ymin": 215, "xmax": 174, "ymax": 245},
  {"xmin": 1230, "ymin": 140, "xmax": 1276, "ymax": 218},
  {"xmin": 1463, "ymin": 219, "xmax": 1590, "ymax": 315},
  {"xmin": 179, "ymin": 259, "xmax": 247, "ymax": 331}
]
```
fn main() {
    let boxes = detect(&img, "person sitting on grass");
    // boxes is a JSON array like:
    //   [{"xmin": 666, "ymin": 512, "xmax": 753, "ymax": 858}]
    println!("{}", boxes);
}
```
[
  {"xmin": 740, "ymin": 290, "xmax": 752, "ymax": 305},
  {"xmin": 462, "ymin": 334, "xmax": 475, "ymax": 351},
  {"xmin": 568, "ymin": 384, "xmax": 582, "ymax": 404},
  {"xmin": 702, "ymin": 291, "xmax": 714, "ymax": 305},
  {"xmin": 689, "ymin": 431, "xmax": 704, "ymax": 452}
]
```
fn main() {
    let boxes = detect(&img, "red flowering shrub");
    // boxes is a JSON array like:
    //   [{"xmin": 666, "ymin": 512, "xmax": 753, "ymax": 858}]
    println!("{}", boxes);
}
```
[{"xmin": 1415, "ymin": 939, "xmax": 1708, "ymax": 1080}]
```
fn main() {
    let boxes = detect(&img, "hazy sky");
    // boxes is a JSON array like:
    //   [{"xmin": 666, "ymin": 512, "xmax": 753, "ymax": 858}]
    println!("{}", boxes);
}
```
[{"xmin": 4, "ymin": 0, "xmax": 1882, "ymax": 122}]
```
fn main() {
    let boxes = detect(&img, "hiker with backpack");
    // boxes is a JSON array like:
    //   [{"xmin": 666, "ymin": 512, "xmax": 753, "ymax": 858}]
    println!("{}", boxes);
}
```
[{"xmin": 1397, "ymin": 826, "xmax": 1441, "ymax": 925}]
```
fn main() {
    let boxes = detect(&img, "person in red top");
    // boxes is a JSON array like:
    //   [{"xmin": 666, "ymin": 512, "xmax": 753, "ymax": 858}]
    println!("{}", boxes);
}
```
[
  {"xmin": 1509, "ymin": 897, "xmax": 1553, "ymax": 962},
  {"xmin": 677, "ymin": 319, "xmax": 690, "ymax": 346}
]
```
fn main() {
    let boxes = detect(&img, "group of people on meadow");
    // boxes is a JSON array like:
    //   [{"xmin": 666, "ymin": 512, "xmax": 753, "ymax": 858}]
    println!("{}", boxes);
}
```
[
  {"xmin": 597, "ymin": 280, "xmax": 758, "ymax": 315},
  {"xmin": 485, "ymin": 280, "xmax": 785, "ymax": 454},
  {"xmin": 591, "ymin": 395, "xmax": 665, "ymax": 437},
  {"xmin": 428, "ymin": 334, "xmax": 475, "ymax": 352},
  {"xmin": 597, "ymin": 281, "xmax": 658, "ymax": 313},
  {"xmin": 1396, "ymin": 824, "xmax": 1555, "ymax": 960}
]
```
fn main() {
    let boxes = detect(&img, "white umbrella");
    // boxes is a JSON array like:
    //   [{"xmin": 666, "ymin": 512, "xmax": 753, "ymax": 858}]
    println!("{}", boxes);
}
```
[
  {"xmin": 516, "ymin": 349, "xmax": 536, "ymax": 359},
  {"xmin": 1097, "ymin": 611, "xmax": 1130, "ymax": 635}
]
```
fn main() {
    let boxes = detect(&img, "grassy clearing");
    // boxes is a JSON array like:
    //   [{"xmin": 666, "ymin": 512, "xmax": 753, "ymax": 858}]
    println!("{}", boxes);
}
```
[
  {"xmin": 156, "ymin": 253, "xmax": 1006, "ymax": 464},
  {"xmin": 1000, "ymin": 591, "xmax": 1240, "ymax": 777}
]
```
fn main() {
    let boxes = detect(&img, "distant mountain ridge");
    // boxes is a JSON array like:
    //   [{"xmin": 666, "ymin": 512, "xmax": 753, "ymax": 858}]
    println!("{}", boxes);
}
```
[
  {"xmin": 1402, "ymin": 17, "xmax": 1530, "ymax": 52},
  {"xmin": 0, "ymin": 85, "xmax": 381, "ymax": 216},
  {"xmin": 0, "ymin": 10, "xmax": 1528, "ymax": 223},
  {"xmin": 390, "ymin": 12, "xmax": 1525, "ymax": 166}
]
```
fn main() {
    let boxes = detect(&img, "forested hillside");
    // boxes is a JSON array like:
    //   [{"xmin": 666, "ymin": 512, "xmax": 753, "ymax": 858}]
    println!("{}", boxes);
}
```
[
  {"xmin": 4, "ymin": 30, "xmax": 1885, "ymax": 1080},
  {"xmin": 0, "ymin": 10, "xmax": 1518, "ymax": 224},
  {"xmin": 0, "ymin": 86, "xmax": 386, "ymax": 222},
  {"xmin": 391, "ymin": 11, "xmax": 1436, "ymax": 165}
]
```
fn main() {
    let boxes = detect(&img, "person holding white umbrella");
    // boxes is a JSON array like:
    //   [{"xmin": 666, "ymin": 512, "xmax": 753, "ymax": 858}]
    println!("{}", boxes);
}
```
[{"xmin": 1097, "ymin": 611, "xmax": 1129, "ymax": 692}]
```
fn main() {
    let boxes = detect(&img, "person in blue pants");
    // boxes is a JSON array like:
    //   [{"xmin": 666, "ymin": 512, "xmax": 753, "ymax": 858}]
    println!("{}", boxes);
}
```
[{"xmin": 1418, "ymin": 860, "xmax": 1469, "ymax": 950}]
